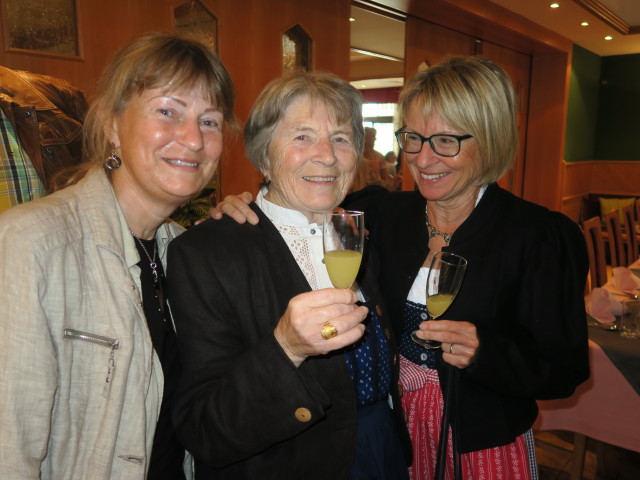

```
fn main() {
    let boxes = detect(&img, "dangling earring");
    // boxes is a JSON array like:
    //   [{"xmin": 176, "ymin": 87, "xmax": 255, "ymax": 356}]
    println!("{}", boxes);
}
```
[{"xmin": 105, "ymin": 149, "xmax": 121, "ymax": 170}]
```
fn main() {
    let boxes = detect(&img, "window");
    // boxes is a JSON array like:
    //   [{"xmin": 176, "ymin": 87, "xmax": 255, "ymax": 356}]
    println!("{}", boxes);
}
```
[{"xmin": 363, "ymin": 102, "xmax": 397, "ymax": 156}]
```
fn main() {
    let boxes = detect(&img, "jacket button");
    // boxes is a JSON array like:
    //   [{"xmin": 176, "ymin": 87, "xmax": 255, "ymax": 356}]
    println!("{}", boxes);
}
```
[
  {"xmin": 385, "ymin": 328, "xmax": 391, "ymax": 340},
  {"xmin": 295, "ymin": 407, "xmax": 312, "ymax": 423},
  {"xmin": 376, "ymin": 305, "xmax": 383, "ymax": 316}
]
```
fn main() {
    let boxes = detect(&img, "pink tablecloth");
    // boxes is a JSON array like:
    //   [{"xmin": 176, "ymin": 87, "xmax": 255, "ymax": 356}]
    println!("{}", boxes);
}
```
[{"xmin": 534, "ymin": 339, "xmax": 640, "ymax": 453}]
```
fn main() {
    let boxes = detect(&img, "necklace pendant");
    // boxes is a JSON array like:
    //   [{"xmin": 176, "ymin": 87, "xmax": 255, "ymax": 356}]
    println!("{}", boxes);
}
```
[{"xmin": 425, "ymin": 207, "xmax": 453, "ymax": 246}]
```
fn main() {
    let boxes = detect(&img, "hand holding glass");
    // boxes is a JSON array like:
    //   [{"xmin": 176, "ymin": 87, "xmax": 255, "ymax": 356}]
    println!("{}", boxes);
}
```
[
  {"xmin": 323, "ymin": 210, "xmax": 364, "ymax": 289},
  {"xmin": 412, "ymin": 251, "xmax": 467, "ymax": 349}
]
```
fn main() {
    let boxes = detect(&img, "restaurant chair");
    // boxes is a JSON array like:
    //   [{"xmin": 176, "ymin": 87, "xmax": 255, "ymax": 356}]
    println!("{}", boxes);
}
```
[
  {"xmin": 622, "ymin": 203, "xmax": 638, "ymax": 265},
  {"xmin": 604, "ymin": 209, "xmax": 626, "ymax": 268},
  {"xmin": 582, "ymin": 216, "xmax": 608, "ymax": 290},
  {"xmin": 636, "ymin": 198, "xmax": 640, "ymax": 227}
]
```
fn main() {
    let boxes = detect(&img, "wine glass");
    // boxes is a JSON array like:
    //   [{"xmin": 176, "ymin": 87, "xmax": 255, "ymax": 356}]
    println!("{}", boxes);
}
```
[
  {"xmin": 322, "ymin": 210, "xmax": 365, "ymax": 288},
  {"xmin": 411, "ymin": 251, "xmax": 467, "ymax": 349}
]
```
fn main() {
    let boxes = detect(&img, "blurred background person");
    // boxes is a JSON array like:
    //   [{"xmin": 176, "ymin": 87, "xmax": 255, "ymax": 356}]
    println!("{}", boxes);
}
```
[
  {"xmin": 0, "ymin": 32, "xmax": 237, "ymax": 480},
  {"xmin": 384, "ymin": 150, "xmax": 398, "ymax": 177},
  {"xmin": 167, "ymin": 70, "xmax": 411, "ymax": 480},
  {"xmin": 363, "ymin": 126, "xmax": 387, "ymax": 186}
]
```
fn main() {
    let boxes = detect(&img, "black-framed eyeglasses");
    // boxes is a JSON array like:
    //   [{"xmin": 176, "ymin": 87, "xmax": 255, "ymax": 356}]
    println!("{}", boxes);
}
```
[{"xmin": 395, "ymin": 129, "xmax": 473, "ymax": 157}]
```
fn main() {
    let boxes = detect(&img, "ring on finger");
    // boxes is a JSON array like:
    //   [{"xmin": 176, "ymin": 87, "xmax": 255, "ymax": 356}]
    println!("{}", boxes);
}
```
[
  {"xmin": 449, "ymin": 343, "xmax": 455, "ymax": 354},
  {"xmin": 321, "ymin": 322, "xmax": 338, "ymax": 340}
]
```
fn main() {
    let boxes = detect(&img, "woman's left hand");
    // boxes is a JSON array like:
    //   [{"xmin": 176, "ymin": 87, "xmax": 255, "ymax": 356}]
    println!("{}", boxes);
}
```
[{"xmin": 415, "ymin": 320, "xmax": 479, "ymax": 368}]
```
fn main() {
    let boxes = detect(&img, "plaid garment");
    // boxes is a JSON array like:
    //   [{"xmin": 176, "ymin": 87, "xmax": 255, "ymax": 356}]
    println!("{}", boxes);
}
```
[{"xmin": 0, "ymin": 109, "xmax": 45, "ymax": 212}]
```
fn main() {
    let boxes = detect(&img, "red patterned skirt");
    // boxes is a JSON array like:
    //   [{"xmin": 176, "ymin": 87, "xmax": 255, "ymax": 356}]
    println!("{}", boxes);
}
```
[{"xmin": 399, "ymin": 355, "xmax": 536, "ymax": 480}]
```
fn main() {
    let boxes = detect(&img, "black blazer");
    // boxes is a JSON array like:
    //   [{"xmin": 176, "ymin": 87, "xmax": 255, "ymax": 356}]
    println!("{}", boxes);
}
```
[
  {"xmin": 350, "ymin": 183, "xmax": 590, "ymax": 453},
  {"xmin": 167, "ymin": 204, "xmax": 410, "ymax": 479}
]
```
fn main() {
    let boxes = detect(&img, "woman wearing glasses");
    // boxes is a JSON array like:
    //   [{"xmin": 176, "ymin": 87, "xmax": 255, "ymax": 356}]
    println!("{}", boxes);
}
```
[
  {"xmin": 365, "ymin": 56, "xmax": 589, "ymax": 479},
  {"xmin": 212, "ymin": 56, "xmax": 589, "ymax": 479}
]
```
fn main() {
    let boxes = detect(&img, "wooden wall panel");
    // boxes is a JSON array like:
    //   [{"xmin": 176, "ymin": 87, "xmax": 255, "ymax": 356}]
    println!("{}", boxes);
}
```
[
  {"xmin": 523, "ymin": 52, "xmax": 571, "ymax": 211},
  {"xmin": 561, "ymin": 162, "xmax": 592, "ymax": 222},
  {"xmin": 0, "ymin": 0, "xmax": 351, "ymax": 198},
  {"xmin": 561, "ymin": 161, "xmax": 640, "ymax": 222}
]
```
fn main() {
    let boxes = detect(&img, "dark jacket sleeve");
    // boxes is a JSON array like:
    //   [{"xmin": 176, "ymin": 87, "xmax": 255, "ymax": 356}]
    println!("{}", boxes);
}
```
[{"xmin": 463, "ymin": 209, "xmax": 590, "ymax": 400}]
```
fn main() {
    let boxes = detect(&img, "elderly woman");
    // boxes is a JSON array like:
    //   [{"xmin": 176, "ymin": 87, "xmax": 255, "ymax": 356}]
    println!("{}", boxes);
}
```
[
  {"xmin": 214, "ymin": 56, "xmax": 590, "ymax": 480},
  {"xmin": 0, "ymin": 32, "xmax": 236, "ymax": 480},
  {"xmin": 166, "ymin": 71, "xmax": 411, "ymax": 479}
]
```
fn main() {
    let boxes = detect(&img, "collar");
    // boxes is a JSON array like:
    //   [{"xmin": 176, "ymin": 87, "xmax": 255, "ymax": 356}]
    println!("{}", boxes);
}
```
[
  {"xmin": 75, "ymin": 168, "xmax": 182, "ymax": 269},
  {"xmin": 256, "ymin": 187, "xmax": 322, "ymax": 229}
]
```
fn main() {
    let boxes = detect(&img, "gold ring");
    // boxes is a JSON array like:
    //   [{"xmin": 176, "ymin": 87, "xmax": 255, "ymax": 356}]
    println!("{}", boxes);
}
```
[
  {"xmin": 321, "ymin": 322, "xmax": 338, "ymax": 340},
  {"xmin": 449, "ymin": 343, "xmax": 455, "ymax": 354}
]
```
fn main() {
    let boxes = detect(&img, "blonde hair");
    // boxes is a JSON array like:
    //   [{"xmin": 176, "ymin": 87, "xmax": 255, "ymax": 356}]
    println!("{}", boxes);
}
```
[
  {"xmin": 244, "ymin": 70, "xmax": 364, "ymax": 175},
  {"xmin": 398, "ymin": 56, "xmax": 518, "ymax": 184},
  {"xmin": 53, "ymin": 32, "xmax": 237, "ymax": 190}
]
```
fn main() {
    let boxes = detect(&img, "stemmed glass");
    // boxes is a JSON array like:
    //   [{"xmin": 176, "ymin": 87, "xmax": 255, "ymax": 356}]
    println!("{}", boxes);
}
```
[
  {"xmin": 411, "ymin": 251, "xmax": 467, "ymax": 349},
  {"xmin": 322, "ymin": 210, "xmax": 365, "ymax": 288}
]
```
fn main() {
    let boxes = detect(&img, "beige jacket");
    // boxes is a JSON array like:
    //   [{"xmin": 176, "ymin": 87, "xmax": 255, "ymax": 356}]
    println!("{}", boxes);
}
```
[{"xmin": 0, "ymin": 168, "xmax": 187, "ymax": 479}]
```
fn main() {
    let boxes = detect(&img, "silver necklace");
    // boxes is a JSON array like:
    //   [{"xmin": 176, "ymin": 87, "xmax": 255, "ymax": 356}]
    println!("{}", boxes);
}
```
[
  {"xmin": 425, "ymin": 205, "xmax": 452, "ymax": 246},
  {"xmin": 131, "ymin": 231, "xmax": 160, "ymax": 289}
]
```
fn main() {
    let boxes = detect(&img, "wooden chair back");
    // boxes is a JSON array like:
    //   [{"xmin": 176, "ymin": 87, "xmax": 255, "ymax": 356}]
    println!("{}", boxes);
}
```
[
  {"xmin": 604, "ymin": 209, "xmax": 626, "ymax": 268},
  {"xmin": 622, "ymin": 203, "xmax": 638, "ymax": 265},
  {"xmin": 582, "ymin": 216, "xmax": 608, "ymax": 290}
]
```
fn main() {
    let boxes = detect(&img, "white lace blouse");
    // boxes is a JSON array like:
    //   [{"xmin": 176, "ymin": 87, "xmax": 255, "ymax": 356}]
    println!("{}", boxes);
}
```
[{"xmin": 256, "ymin": 189, "xmax": 334, "ymax": 291}]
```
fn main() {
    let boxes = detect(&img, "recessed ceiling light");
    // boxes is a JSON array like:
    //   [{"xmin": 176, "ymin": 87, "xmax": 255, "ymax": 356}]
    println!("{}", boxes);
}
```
[
  {"xmin": 550, "ymin": 3, "xmax": 560, "ymax": 8},
  {"xmin": 349, "ymin": 17, "xmax": 355, "ymax": 22},
  {"xmin": 604, "ymin": 35, "xmax": 613, "ymax": 40},
  {"xmin": 581, "ymin": 21, "xmax": 589, "ymax": 27}
]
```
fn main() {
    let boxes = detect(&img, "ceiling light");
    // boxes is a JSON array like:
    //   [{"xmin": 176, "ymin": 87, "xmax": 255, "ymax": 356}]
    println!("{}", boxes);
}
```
[
  {"xmin": 550, "ymin": 3, "xmax": 559, "ymax": 8},
  {"xmin": 349, "ymin": 17, "xmax": 355, "ymax": 22},
  {"xmin": 605, "ymin": 35, "xmax": 613, "ymax": 40},
  {"xmin": 580, "ymin": 21, "xmax": 589, "ymax": 27}
]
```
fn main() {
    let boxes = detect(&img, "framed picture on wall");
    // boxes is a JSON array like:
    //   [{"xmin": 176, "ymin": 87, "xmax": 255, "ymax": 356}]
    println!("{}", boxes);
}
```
[
  {"xmin": 174, "ymin": 0, "xmax": 218, "ymax": 53},
  {"xmin": 0, "ymin": 0, "xmax": 80, "ymax": 57}
]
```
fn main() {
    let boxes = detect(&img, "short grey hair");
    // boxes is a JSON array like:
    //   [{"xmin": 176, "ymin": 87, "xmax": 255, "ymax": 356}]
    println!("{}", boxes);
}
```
[{"xmin": 244, "ymin": 70, "xmax": 364, "ymax": 175}]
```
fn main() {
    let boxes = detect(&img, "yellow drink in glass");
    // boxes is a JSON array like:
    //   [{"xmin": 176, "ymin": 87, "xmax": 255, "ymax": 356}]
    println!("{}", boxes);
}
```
[{"xmin": 324, "ymin": 250, "xmax": 363, "ymax": 289}]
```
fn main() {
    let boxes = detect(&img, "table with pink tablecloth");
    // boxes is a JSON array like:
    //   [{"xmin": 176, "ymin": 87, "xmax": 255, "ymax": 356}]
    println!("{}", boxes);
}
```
[{"xmin": 534, "ymin": 337, "xmax": 640, "ymax": 453}]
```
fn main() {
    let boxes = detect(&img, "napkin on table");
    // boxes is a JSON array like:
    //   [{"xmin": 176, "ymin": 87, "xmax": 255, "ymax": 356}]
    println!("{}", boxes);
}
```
[
  {"xmin": 612, "ymin": 266, "xmax": 640, "ymax": 292},
  {"xmin": 585, "ymin": 287, "xmax": 623, "ymax": 325}
]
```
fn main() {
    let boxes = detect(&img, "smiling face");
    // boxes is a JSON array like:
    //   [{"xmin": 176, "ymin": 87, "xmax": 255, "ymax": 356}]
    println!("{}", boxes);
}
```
[
  {"xmin": 109, "ymin": 85, "xmax": 224, "ymax": 213},
  {"xmin": 404, "ymin": 102, "xmax": 482, "ymax": 204},
  {"xmin": 263, "ymin": 96, "xmax": 358, "ymax": 223}
]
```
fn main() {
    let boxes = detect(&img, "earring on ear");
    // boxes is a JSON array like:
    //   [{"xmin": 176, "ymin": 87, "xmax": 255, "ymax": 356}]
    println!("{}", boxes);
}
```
[{"xmin": 105, "ymin": 147, "xmax": 121, "ymax": 170}]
